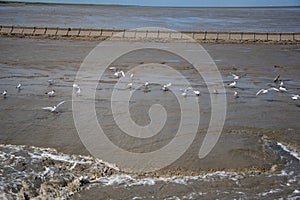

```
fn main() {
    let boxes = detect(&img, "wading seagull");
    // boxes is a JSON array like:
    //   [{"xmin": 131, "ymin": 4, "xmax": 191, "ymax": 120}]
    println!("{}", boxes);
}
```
[
  {"xmin": 234, "ymin": 91, "xmax": 239, "ymax": 98},
  {"xmin": 180, "ymin": 88, "xmax": 190, "ymax": 97},
  {"xmin": 48, "ymin": 79, "xmax": 55, "ymax": 86},
  {"xmin": 114, "ymin": 70, "xmax": 125, "ymax": 78},
  {"xmin": 109, "ymin": 67, "xmax": 117, "ymax": 71},
  {"xmin": 1, "ymin": 90, "xmax": 7, "ymax": 98},
  {"xmin": 128, "ymin": 82, "xmax": 133, "ymax": 89},
  {"xmin": 162, "ymin": 83, "xmax": 172, "ymax": 91},
  {"xmin": 45, "ymin": 90, "xmax": 55, "ymax": 97},
  {"xmin": 228, "ymin": 81, "xmax": 237, "ymax": 88},
  {"xmin": 231, "ymin": 73, "xmax": 239, "ymax": 80},
  {"xmin": 42, "ymin": 101, "xmax": 66, "ymax": 113},
  {"xmin": 273, "ymin": 75, "xmax": 280, "ymax": 82},
  {"xmin": 213, "ymin": 89, "xmax": 219, "ymax": 94},
  {"xmin": 256, "ymin": 87, "xmax": 279, "ymax": 96},
  {"xmin": 73, "ymin": 83, "xmax": 81, "ymax": 95},
  {"xmin": 291, "ymin": 94, "xmax": 300, "ymax": 100},
  {"xmin": 16, "ymin": 83, "xmax": 22, "ymax": 90},
  {"xmin": 193, "ymin": 90, "xmax": 200, "ymax": 96}
]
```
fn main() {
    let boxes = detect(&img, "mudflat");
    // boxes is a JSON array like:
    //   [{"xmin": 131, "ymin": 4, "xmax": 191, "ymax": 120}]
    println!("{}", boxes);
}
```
[{"xmin": 0, "ymin": 37, "xmax": 299, "ymax": 199}]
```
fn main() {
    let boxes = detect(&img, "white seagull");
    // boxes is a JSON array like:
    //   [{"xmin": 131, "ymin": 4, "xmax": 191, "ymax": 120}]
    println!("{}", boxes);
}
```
[
  {"xmin": 114, "ymin": 70, "xmax": 125, "ymax": 78},
  {"xmin": 109, "ymin": 67, "xmax": 117, "ymax": 71},
  {"xmin": 228, "ymin": 81, "xmax": 237, "ymax": 88},
  {"xmin": 291, "ymin": 94, "xmax": 300, "ymax": 100},
  {"xmin": 162, "ymin": 83, "xmax": 172, "ymax": 91},
  {"xmin": 2, "ymin": 90, "xmax": 7, "ymax": 98},
  {"xmin": 256, "ymin": 87, "xmax": 279, "ymax": 96},
  {"xmin": 231, "ymin": 73, "xmax": 239, "ymax": 80},
  {"xmin": 279, "ymin": 81, "xmax": 284, "ymax": 86},
  {"xmin": 16, "ymin": 83, "xmax": 22, "ymax": 90},
  {"xmin": 45, "ymin": 90, "xmax": 55, "ymax": 97},
  {"xmin": 48, "ymin": 79, "xmax": 55, "ymax": 86},
  {"xmin": 42, "ymin": 101, "xmax": 66, "ymax": 113},
  {"xmin": 279, "ymin": 86, "xmax": 287, "ymax": 92},
  {"xmin": 73, "ymin": 83, "xmax": 81, "ymax": 95},
  {"xmin": 193, "ymin": 90, "xmax": 200, "ymax": 96},
  {"xmin": 234, "ymin": 91, "xmax": 239, "ymax": 98},
  {"xmin": 144, "ymin": 82, "xmax": 150, "ymax": 89},
  {"xmin": 128, "ymin": 82, "xmax": 133, "ymax": 89}
]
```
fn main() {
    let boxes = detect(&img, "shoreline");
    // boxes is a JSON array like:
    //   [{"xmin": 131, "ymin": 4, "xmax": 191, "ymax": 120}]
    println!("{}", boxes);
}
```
[{"xmin": 1, "ymin": 25, "xmax": 300, "ymax": 44}]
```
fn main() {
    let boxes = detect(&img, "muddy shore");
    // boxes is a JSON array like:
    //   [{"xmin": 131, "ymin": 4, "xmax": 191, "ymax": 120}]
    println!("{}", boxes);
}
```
[{"xmin": 0, "ymin": 37, "xmax": 299, "ymax": 199}]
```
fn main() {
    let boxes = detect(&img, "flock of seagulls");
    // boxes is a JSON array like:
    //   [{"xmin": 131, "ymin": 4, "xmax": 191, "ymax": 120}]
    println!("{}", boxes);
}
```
[
  {"xmin": 227, "ymin": 72, "xmax": 299, "ymax": 101},
  {"xmin": 1, "ymin": 68, "xmax": 299, "ymax": 114}
]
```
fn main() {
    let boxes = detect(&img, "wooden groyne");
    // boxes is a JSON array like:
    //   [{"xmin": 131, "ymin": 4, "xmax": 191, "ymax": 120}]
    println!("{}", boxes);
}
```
[{"xmin": 1, "ymin": 25, "xmax": 299, "ymax": 43}]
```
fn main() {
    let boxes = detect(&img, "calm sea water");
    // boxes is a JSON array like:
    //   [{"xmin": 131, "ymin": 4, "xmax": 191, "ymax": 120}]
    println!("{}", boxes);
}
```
[{"xmin": 0, "ymin": 3, "xmax": 299, "ymax": 32}]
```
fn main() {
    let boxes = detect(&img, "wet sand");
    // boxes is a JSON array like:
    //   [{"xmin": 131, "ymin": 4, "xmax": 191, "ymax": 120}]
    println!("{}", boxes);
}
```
[{"xmin": 0, "ymin": 37, "xmax": 299, "ymax": 199}]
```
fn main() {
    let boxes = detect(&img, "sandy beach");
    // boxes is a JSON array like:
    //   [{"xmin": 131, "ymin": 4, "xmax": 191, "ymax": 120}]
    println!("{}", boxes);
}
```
[{"xmin": 0, "ymin": 36, "xmax": 299, "ymax": 199}]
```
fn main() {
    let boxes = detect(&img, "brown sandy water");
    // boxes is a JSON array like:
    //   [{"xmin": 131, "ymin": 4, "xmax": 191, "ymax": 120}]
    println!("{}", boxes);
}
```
[
  {"xmin": 0, "ymin": 3, "xmax": 300, "ymax": 32},
  {"xmin": 0, "ymin": 37, "xmax": 299, "ymax": 199}
]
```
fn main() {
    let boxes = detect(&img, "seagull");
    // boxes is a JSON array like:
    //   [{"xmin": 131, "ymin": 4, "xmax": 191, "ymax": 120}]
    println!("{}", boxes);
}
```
[
  {"xmin": 45, "ymin": 90, "xmax": 55, "ymax": 97},
  {"xmin": 128, "ymin": 82, "xmax": 133, "ymax": 89},
  {"xmin": 291, "ymin": 94, "xmax": 300, "ymax": 100},
  {"xmin": 180, "ymin": 88, "xmax": 189, "ymax": 97},
  {"xmin": 279, "ymin": 86, "xmax": 287, "ymax": 92},
  {"xmin": 256, "ymin": 87, "xmax": 279, "ymax": 96},
  {"xmin": 1, "ymin": 90, "xmax": 7, "ymax": 98},
  {"xmin": 213, "ymin": 89, "xmax": 219, "ymax": 94},
  {"xmin": 231, "ymin": 73, "xmax": 239, "ymax": 80},
  {"xmin": 48, "ymin": 79, "xmax": 55, "ymax": 86},
  {"xmin": 144, "ymin": 82, "xmax": 150, "ymax": 89},
  {"xmin": 193, "ymin": 90, "xmax": 200, "ymax": 96},
  {"xmin": 73, "ymin": 83, "xmax": 79, "ymax": 89},
  {"xmin": 162, "ymin": 83, "xmax": 172, "ymax": 91},
  {"xmin": 42, "ymin": 101, "xmax": 65, "ymax": 113},
  {"xmin": 109, "ymin": 67, "xmax": 117, "ymax": 71},
  {"xmin": 130, "ymin": 73, "xmax": 134, "ymax": 79},
  {"xmin": 228, "ymin": 81, "xmax": 236, "ymax": 88},
  {"xmin": 279, "ymin": 81, "xmax": 284, "ymax": 86},
  {"xmin": 75, "ymin": 87, "xmax": 81, "ymax": 96},
  {"xmin": 114, "ymin": 70, "xmax": 125, "ymax": 78},
  {"xmin": 16, "ymin": 83, "xmax": 22, "ymax": 90},
  {"xmin": 234, "ymin": 91, "xmax": 239, "ymax": 98},
  {"xmin": 73, "ymin": 83, "xmax": 81, "ymax": 95}
]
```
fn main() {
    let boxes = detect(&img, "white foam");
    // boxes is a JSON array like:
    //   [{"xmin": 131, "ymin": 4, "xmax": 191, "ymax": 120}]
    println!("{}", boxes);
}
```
[
  {"xmin": 277, "ymin": 142, "xmax": 300, "ymax": 161},
  {"xmin": 259, "ymin": 189, "xmax": 282, "ymax": 197}
]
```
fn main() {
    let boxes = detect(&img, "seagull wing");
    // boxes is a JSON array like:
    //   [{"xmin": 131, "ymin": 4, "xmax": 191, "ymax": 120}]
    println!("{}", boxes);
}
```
[
  {"xmin": 121, "ymin": 71, "xmax": 125, "ymax": 77},
  {"xmin": 165, "ymin": 83, "xmax": 172, "ymax": 87},
  {"xmin": 256, "ymin": 89, "xmax": 264, "ymax": 96},
  {"xmin": 56, "ymin": 101, "xmax": 66, "ymax": 108},
  {"xmin": 269, "ymin": 87, "xmax": 279, "ymax": 92},
  {"xmin": 42, "ymin": 107, "xmax": 53, "ymax": 111}
]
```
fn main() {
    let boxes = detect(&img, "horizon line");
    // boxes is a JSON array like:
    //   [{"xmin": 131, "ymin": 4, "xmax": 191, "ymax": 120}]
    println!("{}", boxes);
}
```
[{"xmin": 1, "ymin": 1, "xmax": 300, "ymax": 8}]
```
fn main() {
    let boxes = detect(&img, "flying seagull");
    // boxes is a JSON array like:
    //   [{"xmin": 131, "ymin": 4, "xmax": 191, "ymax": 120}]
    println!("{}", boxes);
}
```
[
  {"xmin": 256, "ymin": 87, "xmax": 279, "ymax": 96},
  {"xmin": 42, "ymin": 101, "xmax": 66, "ymax": 113}
]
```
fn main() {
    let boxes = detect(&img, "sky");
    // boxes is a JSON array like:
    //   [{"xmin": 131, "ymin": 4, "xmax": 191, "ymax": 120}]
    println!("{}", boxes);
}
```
[{"xmin": 3, "ymin": 0, "xmax": 300, "ymax": 7}]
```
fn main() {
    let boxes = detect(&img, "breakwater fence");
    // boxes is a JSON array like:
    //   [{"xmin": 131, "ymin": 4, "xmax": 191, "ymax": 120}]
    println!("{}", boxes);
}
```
[{"xmin": 1, "ymin": 25, "xmax": 299, "ymax": 43}]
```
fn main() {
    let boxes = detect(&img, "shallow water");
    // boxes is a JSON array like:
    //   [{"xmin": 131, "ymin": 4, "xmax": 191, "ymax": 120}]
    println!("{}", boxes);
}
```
[{"xmin": 0, "ymin": 4, "xmax": 300, "ymax": 32}]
